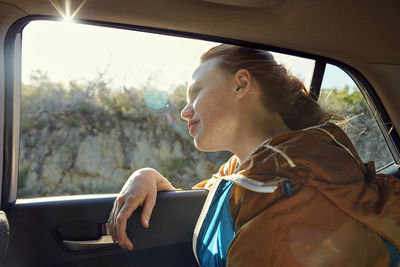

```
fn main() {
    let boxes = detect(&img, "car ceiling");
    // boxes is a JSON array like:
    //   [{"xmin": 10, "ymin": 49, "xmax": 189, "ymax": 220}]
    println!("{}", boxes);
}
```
[
  {"xmin": 1, "ymin": 0, "xmax": 399, "ymax": 65},
  {"xmin": 1, "ymin": 0, "xmax": 400, "ymax": 130}
]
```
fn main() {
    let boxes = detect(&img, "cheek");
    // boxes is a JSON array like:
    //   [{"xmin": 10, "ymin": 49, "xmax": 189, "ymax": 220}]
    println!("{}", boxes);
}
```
[
  {"xmin": 197, "ymin": 100, "xmax": 218, "ymax": 125},
  {"xmin": 194, "ymin": 88, "xmax": 231, "ymax": 131},
  {"xmin": 204, "ymin": 112, "xmax": 217, "ymax": 129},
  {"xmin": 201, "ymin": 106, "xmax": 227, "ymax": 138}
]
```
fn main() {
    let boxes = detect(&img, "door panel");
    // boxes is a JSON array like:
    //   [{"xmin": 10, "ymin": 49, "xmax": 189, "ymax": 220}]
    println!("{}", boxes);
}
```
[{"xmin": 5, "ymin": 190, "xmax": 207, "ymax": 267}]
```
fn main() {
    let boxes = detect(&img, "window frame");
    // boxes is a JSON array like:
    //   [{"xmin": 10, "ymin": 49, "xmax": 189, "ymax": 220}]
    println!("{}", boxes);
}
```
[
  {"xmin": 337, "ymin": 62, "xmax": 400, "ymax": 167},
  {"xmin": 3, "ymin": 15, "xmax": 399, "ymax": 208}
]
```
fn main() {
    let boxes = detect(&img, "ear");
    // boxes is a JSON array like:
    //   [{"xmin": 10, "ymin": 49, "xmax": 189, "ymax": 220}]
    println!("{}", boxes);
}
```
[{"xmin": 234, "ymin": 69, "xmax": 252, "ymax": 99}]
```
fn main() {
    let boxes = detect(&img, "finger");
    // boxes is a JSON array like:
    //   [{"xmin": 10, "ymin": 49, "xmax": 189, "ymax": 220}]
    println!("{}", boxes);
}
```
[
  {"xmin": 106, "ymin": 221, "xmax": 117, "ymax": 243},
  {"xmin": 108, "ymin": 201, "xmax": 118, "ymax": 243},
  {"xmin": 109, "ymin": 228, "xmax": 116, "ymax": 243},
  {"xmin": 141, "ymin": 193, "xmax": 156, "ymax": 228},
  {"xmin": 115, "ymin": 214, "xmax": 130, "ymax": 249},
  {"xmin": 116, "ymin": 197, "xmax": 141, "ymax": 249},
  {"xmin": 117, "ymin": 228, "xmax": 133, "ymax": 250},
  {"xmin": 108, "ymin": 214, "xmax": 116, "ymax": 243},
  {"xmin": 112, "ymin": 195, "xmax": 125, "ymax": 234}
]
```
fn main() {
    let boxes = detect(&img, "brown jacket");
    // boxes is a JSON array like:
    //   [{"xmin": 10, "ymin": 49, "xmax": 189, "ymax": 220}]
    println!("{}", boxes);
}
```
[{"xmin": 200, "ymin": 123, "xmax": 400, "ymax": 266}]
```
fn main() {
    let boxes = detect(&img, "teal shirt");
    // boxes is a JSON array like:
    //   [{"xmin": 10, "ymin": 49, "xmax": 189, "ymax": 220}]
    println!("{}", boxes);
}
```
[{"xmin": 196, "ymin": 180, "xmax": 235, "ymax": 266}]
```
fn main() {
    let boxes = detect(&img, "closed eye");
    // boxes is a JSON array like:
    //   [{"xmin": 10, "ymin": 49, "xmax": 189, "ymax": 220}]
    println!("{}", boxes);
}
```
[{"xmin": 189, "ymin": 86, "xmax": 201, "ymax": 101}]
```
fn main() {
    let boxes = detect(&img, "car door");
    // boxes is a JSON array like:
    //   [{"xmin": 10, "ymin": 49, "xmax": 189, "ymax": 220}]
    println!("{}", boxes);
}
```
[{"xmin": 4, "ymin": 192, "xmax": 206, "ymax": 266}]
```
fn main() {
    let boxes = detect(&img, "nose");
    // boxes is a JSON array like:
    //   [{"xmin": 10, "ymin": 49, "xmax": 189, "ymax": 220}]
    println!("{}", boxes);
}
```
[{"xmin": 181, "ymin": 102, "xmax": 193, "ymax": 121}]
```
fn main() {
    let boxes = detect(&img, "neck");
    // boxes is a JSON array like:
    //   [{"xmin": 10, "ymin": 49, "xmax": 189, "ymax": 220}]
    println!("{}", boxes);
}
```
[{"xmin": 232, "ymin": 112, "xmax": 291, "ymax": 163}]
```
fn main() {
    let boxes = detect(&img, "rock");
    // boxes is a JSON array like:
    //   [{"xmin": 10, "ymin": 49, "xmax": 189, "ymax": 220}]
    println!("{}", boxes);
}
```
[
  {"xmin": 76, "ymin": 133, "xmax": 124, "ymax": 178},
  {"xmin": 173, "ymin": 141, "xmax": 184, "ymax": 158},
  {"xmin": 18, "ymin": 105, "xmax": 229, "ymax": 197}
]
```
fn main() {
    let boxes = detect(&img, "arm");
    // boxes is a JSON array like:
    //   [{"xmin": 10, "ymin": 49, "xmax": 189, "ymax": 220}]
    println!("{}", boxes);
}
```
[{"xmin": 107, "ymin": 168, "xmax": 175, "ymax": 250}]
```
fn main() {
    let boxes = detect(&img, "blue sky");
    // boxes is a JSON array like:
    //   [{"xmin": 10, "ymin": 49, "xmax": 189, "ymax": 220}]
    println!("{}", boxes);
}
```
[{"xmin": 321, "ymin": 64, "xmax": 355, "ymax": 90}]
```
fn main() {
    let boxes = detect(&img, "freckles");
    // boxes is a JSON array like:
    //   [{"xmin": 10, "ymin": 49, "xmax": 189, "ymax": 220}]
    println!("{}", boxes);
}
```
[{"xmin": 208, "ymin": 112, "xmax": 217, "ymax": 125}]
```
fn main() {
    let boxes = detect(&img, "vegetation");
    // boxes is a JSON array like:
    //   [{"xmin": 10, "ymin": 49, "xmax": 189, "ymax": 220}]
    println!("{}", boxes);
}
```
[
  {"xmin": 18, "ymin": 70, "xmax": 224, "ymax": 197},
  {"xmin": 319, "ymin": 86, "xmax": 393, "ymax": 168},
  {"xmin": 18, "ymin": 71, "xmax": 393, "ymax": 197}
]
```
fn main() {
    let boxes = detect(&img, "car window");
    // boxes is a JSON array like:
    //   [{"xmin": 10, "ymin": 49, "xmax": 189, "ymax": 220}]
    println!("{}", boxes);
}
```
[
  {"xmin": 318, "ymin": 64, "xmax": 394, "ymax": 170},
  {"xmin": 18, "ymin": 20, "xmax": 315, "ymax": 198}
]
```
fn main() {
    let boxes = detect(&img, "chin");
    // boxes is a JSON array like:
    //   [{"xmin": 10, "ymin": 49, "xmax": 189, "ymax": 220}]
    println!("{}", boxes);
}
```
[{"xmin": 193, "ymin": 137, "xmax": 222, "ymax": 152}]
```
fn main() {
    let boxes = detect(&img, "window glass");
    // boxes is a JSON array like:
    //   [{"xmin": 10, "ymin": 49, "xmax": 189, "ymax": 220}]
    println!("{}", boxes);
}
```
[
  {"xmin": 319, "ymin": 64, "xmax": 393, "ymax": 169},
  {"xmin": 19, "ymin": 20, "xmax": 315, "ymax": 198},
  {"xmin": 272, "ymin": 53, "xmax": 315, "ymax": 90}
]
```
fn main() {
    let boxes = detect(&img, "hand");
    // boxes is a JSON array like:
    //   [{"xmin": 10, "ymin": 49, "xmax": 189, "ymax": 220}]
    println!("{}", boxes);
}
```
[{"xmin": 107, "ymin": 168, "xmax": 161, "ymax": 250}]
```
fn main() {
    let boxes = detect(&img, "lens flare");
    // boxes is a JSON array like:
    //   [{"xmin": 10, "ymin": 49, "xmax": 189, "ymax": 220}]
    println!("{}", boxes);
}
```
[
  {"xmin": 144, "ymin": 90, "xmax": 169, "ymax": 110},
  {"xmin": 49, "ymin": 0, "xmax": 87, "ymax": 21}
]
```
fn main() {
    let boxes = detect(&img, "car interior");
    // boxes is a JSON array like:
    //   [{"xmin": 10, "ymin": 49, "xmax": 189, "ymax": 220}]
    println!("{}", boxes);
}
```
[{"xmin": 0, "ymin": 0, "xmax": 399, "ymax": 266}]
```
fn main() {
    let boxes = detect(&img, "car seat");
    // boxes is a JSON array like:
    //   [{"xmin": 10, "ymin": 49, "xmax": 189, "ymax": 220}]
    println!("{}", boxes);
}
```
[{"xmin": 0, "ymin": 210, "xmax": 10, "ymax": 265}]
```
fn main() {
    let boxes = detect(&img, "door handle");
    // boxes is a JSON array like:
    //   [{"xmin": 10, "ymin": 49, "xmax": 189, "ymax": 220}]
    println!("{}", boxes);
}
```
[
  {"xmin": 63, "ymin": 235, "xmax": 115, "ymax": 251},
  {"xmin": 62, "ymin": 223, "xmax": 116, "ymax": 251}
]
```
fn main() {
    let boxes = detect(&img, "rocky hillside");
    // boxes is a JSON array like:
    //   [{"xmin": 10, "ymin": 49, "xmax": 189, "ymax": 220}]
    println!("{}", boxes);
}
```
[{"xmin": 18, "ymin": 73, "xmax": 231, "ymax": 198}]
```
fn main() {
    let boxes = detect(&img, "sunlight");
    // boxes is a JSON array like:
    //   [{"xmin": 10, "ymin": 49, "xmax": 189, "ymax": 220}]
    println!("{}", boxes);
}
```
[
  {"xmin": 21, "ymin": 20, "xmax": 325, "ymax": 96},
  {"xmin": 49, "ymin": 0, "xmax": 87, "ymax": 22}
]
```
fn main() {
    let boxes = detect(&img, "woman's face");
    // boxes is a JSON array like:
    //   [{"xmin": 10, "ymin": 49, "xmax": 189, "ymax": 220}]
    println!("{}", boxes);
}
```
[{"xmin": 181, "ymin": 58, "xmax": 239, "ymax": 152}]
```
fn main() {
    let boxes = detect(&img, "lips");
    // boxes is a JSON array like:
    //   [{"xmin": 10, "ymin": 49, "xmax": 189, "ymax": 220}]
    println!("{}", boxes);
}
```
[
  {"xmin": 188, "ymin": 120, "xmax": 199, "ymax": 136},
  {"xmin": 188, "ymin": 120, "xmax": 199, "ymax": 129}
]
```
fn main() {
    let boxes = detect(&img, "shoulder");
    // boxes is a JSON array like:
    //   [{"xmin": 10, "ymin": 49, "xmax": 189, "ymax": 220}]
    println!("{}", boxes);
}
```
[
  {"xmin": 237, "ymin": 122, "xmax": 366, "ymax": 184},
  {"xmin": 269, "ymin": 122, "xmax": 359, "ymax": 160}
]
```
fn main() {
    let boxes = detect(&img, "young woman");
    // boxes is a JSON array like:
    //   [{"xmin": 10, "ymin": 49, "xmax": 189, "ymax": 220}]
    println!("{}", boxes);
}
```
[{"xmin": 108, "ymin": 45, "xmax": 400, "ymax": 266}]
